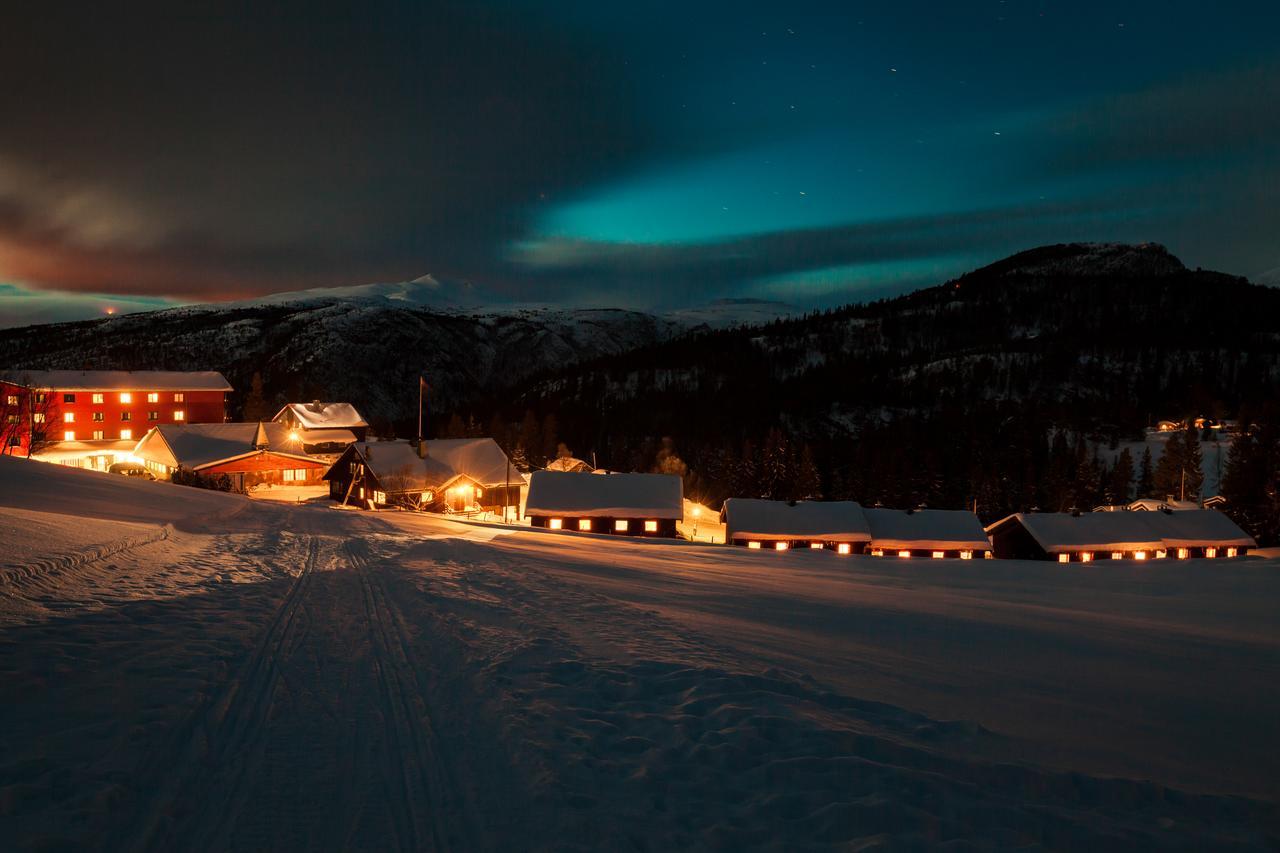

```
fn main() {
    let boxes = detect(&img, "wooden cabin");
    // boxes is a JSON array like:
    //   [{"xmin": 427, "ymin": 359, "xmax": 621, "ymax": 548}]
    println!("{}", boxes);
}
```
[
  {"xmin": 986, "ymin": 509, "xmax": 1254, "ymax": 562},
  {"xmin": 720, "ymin": 498, "xmax": 870, "ymax": 554},
  {"xmin": 323, "ymin": 438, "xmax": 521, "ymax": 513},
  {"xmin": 862, "ymin": 508, "xmax": 992, "ymax": 559},
  {"xmin": 132, "ymin": 421, "xmax": 326, "ymax": 489},
  {"xmin": 274, "ymin": 402, "xmax": 369, "ymax": 444},
  {"xmin": 524, "ymin": 471, "xmax": 682, "ymax": 537}
]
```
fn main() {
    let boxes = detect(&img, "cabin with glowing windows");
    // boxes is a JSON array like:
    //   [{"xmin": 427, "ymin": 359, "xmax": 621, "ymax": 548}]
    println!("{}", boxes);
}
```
[
  {"xmin": 862, "ymin": 508, "xmax": 993, "ymax": 559},
  {"xmin": 132, "ymin": 421, "xmax": 326, "ymax": 489},
  {"xmin": 985, "ymin": 509, "xmax": 1254, "ymax": 562},
  {"xmin": 323, "ymin": 438, "xmax": 520, "ymax": 512},
  {"xmin": 273, "ymin": 401, "xmax": 369, "ymax": 447},
  {"xmin": 524, "ymin": 471, "xmax": 682, "ymax": 537},
  {"xmin": 721, "ymin": 499, "xmax": 870, "ymax": 553},
  {"xmin": 1, "ymin": 369, "xmax": 231, "ymax": 468}
]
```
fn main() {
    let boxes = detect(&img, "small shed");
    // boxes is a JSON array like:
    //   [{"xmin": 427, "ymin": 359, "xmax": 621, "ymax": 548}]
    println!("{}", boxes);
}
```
[
  {"xmin": 524, "ymin": 471, "xmax": 682, "ymax": 537},
  {"xmin": 720, "ymin": 498, "xmax": 870, "ymax": 553},
  {"xmin": 986, "ymin": 510, "xmax": 1254, "ymax": 562},
  {"xmin": 863, "ymin": 508, "xmax": 992, "ymax": 559}
]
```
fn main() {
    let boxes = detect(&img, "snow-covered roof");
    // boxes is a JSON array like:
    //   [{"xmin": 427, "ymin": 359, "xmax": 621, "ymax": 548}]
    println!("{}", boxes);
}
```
[
  {"xmin": 987, "ymin": 510, "xmax": 1255, "ymax": 551},
  {"xmin": 1, "ymin": 370, "xmax": 232, "ymax": 392},
  {"xmin": 545, "ymin": 455, "xmax": 593, "ymax": 473},
  {"xmin": 721, "ymin": 498, "xmax": 871, "ymax": 542},
  {"xmin": 863, "ymin": 508, "xmax": 991, "ymax": 551},
  {"xmin": 133, "ymin": 422, "xmax": 312, "ymax": 470},
  {"xmin": 525, "ymin": 471, "xmax": 683, "ymax": 519},
  {"xmin": 423, "ymin": 438, "xmax": 516, "ymax": 486},
  {"xmin": 30, "ymin": 439, "xmax": 138, "ymax": 458},
  {"xmin": 275, "ymin": 402, "xmax": 368, "ymax": 430}
]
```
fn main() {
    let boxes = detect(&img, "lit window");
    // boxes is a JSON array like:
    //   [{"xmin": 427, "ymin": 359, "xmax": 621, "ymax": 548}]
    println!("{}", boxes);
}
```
[
  {"xmin": 173, "ymin": 410, "xmax": 185, "ymax": 421},
  {"xmin": 63, "ymin": 430, "xmax": 75, "ymax": 441},
  {"xmin": 148, "ymin": 411, "xmax": 159, "ymax": 421},
  {"xmin": 475, "ymin": 487, "xmax": 483, "ymax": 498},
  {"xmin": 775, "ymin": 542, "xmax": 788, "ymax": 551},
  {"xmin": 870, "ymin": 548, "xmax": 884, "ymax": 557},
  {"xmin": 549, "ymin": 518, "xmax": 563, "ymax": 530},
  {"xmin": 984, "ymin": 551, "xmax": 993, "ymax": 559},
  {"xmin": 359, "ymin": 487, "xmax": 365, "ymax": 499},
  {"xmin": 63, "ymin": 393, "xmax": 76, "ymax": 403},
  {"xmin": 614, "ymin": 519, "xmax": 629, "ymax": 532},
  {"xmin": 747, "ymin": 541, "xmax": 762, "ymax": 549},
  {"xmin": 33, "ymin": 413, "xmax": 45, "ymax": 423},
  {"xmin": 119, "ymin": 393, "xmax": 131, "ymax": 404},
  {"xmin": 93, "ymin": 412, "xmax": 103, "ymax": 421},
  {"xmin": 1177, "ymin": 548, "xmax": 1189, "ymax": 559},
  {"xmin": 1155, "ymin": 550, "xmax": 1167, "ymax": 559},
  {"xmin": 1227, "ymin": 547, "xmax": 1238, "ymax": 558},
  {"xmin": 63, "ymin": 412, "xmax": 74, "ymax": 423},
  {"xmin": 1080, "ymin": 552, "xmax": 1093, "ymax": 562},
  {"xmin": 1058, "ymin": 553, "xmax": 1070, "ymax": 563},
  {"xmin": 578, "ymin": 519, "xmax": 592, "ymax": 531},
  {"xmin": 1111, "ymin": 552, "xmax": 1123, "ymax": 560},
  {"xmin": 1205, "ymin": 547, "xmax": 1217, "ymax": 558},
  {"xmin": 5, "ymin": 395, "xmax": 16, "ymax": 406},
  {"xmin": 92, "ymin": 393, "xmax": 103, "ymax": 404},
  {"xmin": 374, "ymin": 490, "xmax": 387, "ymax": 504},
  {"xmin": 92, "ymin": 430, "xmax": 104, "ymax": 440},
  {"xmin": 644, "ymin": 520, "xmax": 659, "ymax": 532},
  {"xmin": 959, "ymin": 550, "xmax": 972, "ymax": 560},
  {"xmin": 810, "ymin": 542, "xmax": 823, "ymax": 550},
  {"xmin": 932, "ymin": 551, "xmax": 945, "ymax": 559},
  {"xmin": 283, "ymin": 469, "xmax": 296, "ymax": 482},
  {"xmin": 898, "ymin": 550, "xmax": 911, "ymax": 558},
  {"xmin": 147, "ymin": 393, "xmax": 159, "ymax": 403},
  {"xmin": 1135, "ymin": 551, "xmax": 1147, "ymax": 561},
  {"xmin": 120, "ymin": 429, "xmax": 132, "ymax": 440},
  {"xmin": 837, "ymin": 543, "xmax": 852, "ymax": 555},
  {"xmin": 173, "ymin": 393, "xmax": 184, "ymax": 402}
]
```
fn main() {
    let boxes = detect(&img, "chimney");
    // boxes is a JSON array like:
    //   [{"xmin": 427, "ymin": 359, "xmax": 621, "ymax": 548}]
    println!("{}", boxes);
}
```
[{"xmin": 253, "ymin": 421, "xmax": 269, "ymax": 450}]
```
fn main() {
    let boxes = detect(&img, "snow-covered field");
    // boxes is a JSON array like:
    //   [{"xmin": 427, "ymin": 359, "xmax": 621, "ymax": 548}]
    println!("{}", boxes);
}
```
[{"xmin": 1, "ymin": 458, "xmax": 1278, "ymax": 850}]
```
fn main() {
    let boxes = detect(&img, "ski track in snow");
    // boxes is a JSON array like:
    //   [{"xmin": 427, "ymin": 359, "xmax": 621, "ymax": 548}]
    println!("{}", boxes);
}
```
[{"xmin": 0, "ymin": 459, "xmax": 1278, "ymax": 851}]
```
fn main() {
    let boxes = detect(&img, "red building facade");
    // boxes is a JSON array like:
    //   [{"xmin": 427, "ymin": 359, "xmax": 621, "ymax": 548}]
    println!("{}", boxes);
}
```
[{"xmin": 1, "ymin": 370, "xmax": 231, "ymax": 456}]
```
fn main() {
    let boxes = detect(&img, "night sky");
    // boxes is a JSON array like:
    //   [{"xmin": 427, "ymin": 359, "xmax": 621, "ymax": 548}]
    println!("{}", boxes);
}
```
[{"xmin": 2, "ymin": 1, "xmax": 1278, "ymax": 325}]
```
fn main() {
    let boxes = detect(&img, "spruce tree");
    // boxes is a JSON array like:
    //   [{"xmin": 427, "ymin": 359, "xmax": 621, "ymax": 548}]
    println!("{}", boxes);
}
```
[
  {"xmin": 795, "ymin": 445, "xmax": 822, "ymax": 499},
  {"xmin": 1137, "ymin": 446, "xmax": 1155, "ymax": 497},
  {"xmin": 243, "ymin": 371, "xmax": 267, "ymax": 421},
  {"xmin": 1181, "ymin": 425, "xmax": 1205, "ymax": 500},
  {"xmin": 1107, "ymin": 448, "xmax": 1135, "ymax": 504}
]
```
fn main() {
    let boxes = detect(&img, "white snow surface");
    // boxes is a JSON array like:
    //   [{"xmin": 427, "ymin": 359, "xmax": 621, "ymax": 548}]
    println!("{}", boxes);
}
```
[
  {"xmin": 0, "ymin": 369, "xmax": 233, "ymax": 391},
  {"xmin": 721, "ymin": 498, "xmax": 871, "ymax": 542},
  {"xmin": 276, "ymin": 401, "xmax": 369, "ymax": 430},
  {"xmin": 2, "ymin": 456, "xmax": 1279, "ymax": 850},
  {"xmin": 862, "ymin": 507, "xmax": 992, "ymax": 551},
  {"xmin": 525, "ymin": 470, "xmax": 683, "ymax": 519}
]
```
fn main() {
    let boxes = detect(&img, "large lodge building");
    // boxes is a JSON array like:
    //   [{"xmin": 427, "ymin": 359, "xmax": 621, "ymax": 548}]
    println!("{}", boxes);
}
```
[{"xmin": 2, "ymin": 370, "xmax": 231, "ymax": 469}]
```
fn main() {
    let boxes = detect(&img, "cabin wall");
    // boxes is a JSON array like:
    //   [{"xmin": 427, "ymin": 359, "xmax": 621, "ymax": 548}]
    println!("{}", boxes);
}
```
[
  {"xmin": 729, "ymin": 537, "xmax": 867, "ymax": 553},
  {"xmin": 529, "ymin": 515, "xmax": 679, "ymax": 538}
]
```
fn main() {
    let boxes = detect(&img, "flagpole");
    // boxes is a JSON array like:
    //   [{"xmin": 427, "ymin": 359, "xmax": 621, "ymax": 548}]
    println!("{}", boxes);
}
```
[{"xmin": 418, "ymin": 378, "xmax": 424, "ymax": 441}]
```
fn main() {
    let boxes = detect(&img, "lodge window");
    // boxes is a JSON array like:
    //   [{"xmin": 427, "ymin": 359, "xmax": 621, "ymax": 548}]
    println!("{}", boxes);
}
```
[
  {"xmin": 1205, "ymin": 547, "xmax": 1218, "ymax": 558},
  {"xmin": 1058, "ymin": 553, "xmax": 1070, "ymax": 563},
  {"xmin": 898, "ymin": 550, "xmax": 911, "ymax": 558},
  {"xmin": 121, "ymin": 412, "xmax": 131, "ymax": 421},
  {"xmin": 174, "ymin": 393, "xmax": 184, "ymax": 402},
  {"xmin": 959, "ymin": 550, "xmax": 973, "ymax": 560},
  {"xmin": 373, "ymin": 490, "xmax": 387, "ymax": 504},
  {"xmin": 549, "ymin": 518, "xmax": 563, "ymax": 529},
  {"xmin": 63, "ymin": 393, "xmax": 76, "ymax": 403},
  {"xmin": 932, "ymin": 551, "xmax": 945, "ymax": 559},
  {"xmin": 578, "ymin": 519, "xmax": 592, "ymax": 531},
  {"xmin": 92, "ymin": 393, "xmax": 104, "ymax": 404},
  {"xmin": 284, "ymin": 469, "xmax": 310, "ymax": 482},
  {"xmin": 809, "ymin": 543, "xmax": 823, "ymax": 549},
  {"xmin": 870, "ymin": 548, "xmax": 884, "ymax": 557},
  {"xmin": 747, "ymin": 541, "xmax": 762, "ymax": 549},
  {"xmin": 837, "ymin": 543, "xmax": 852, "ymax": 555},
  {"xmin": 614, "ymin": 520, "xmax": 629, "ymax": 532},
  {"xmin": 63, "ymin": 412, "xmax": 74, "ymax": 423},
  {"xmin": 644, "ymin": 520, "xmax": 658, "ymax": 532},
  {"xmin": 92, "ymin": 430, "xmax": 104, "ymax": 440},
  {"xmin": 63, "ymin": 430, "xmax": 75, "ymax": 441},
  {"xmin": 5, "ymin": 414, "xmax": 17, "ymax": 424},
  {"xmin": 34, "ymin": 393, "xmax": 46, "ymax": 403},
  {"xmin": 173, "ymin": 410, "xmax": 185, "ymax": 421},
  {"xmin": 5, "ymin": 395, "xmax": 17, "ymax": 406},
  {"xmin": 148, "ymin": 411, "xmax": 159, "ymax": 421},
  {"xmin": 120, "ymin": 429, "xmax": 132, "ymax": 440},
  {"xmin": 1227, "ymin": 547, "xmax": 1238, "ymax": 558},
  {"xmin": 93, "ymin": 412, "xmax": 103, "ymax": 422},
  {"xmin": 32, "ymin": 413, "xmax": 45, "ymax": 423},
  {"xmin": 119, "ymin": 393, "xmax": 131, "ymax": 403},
  {"xmin": 147, "ymin": 393, "xmax": 159, "ymax": 403},
  {"xmin": 1080, "ymin": 552, "xmax": 1093, "ymax": 562},
  {"xmin": 1111, "ymin": 552, "xmax": 1123, "ymax": 560},
  {"xmin": 775, "ymin": 542, "xmax": 789, "ymax": 551}
]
